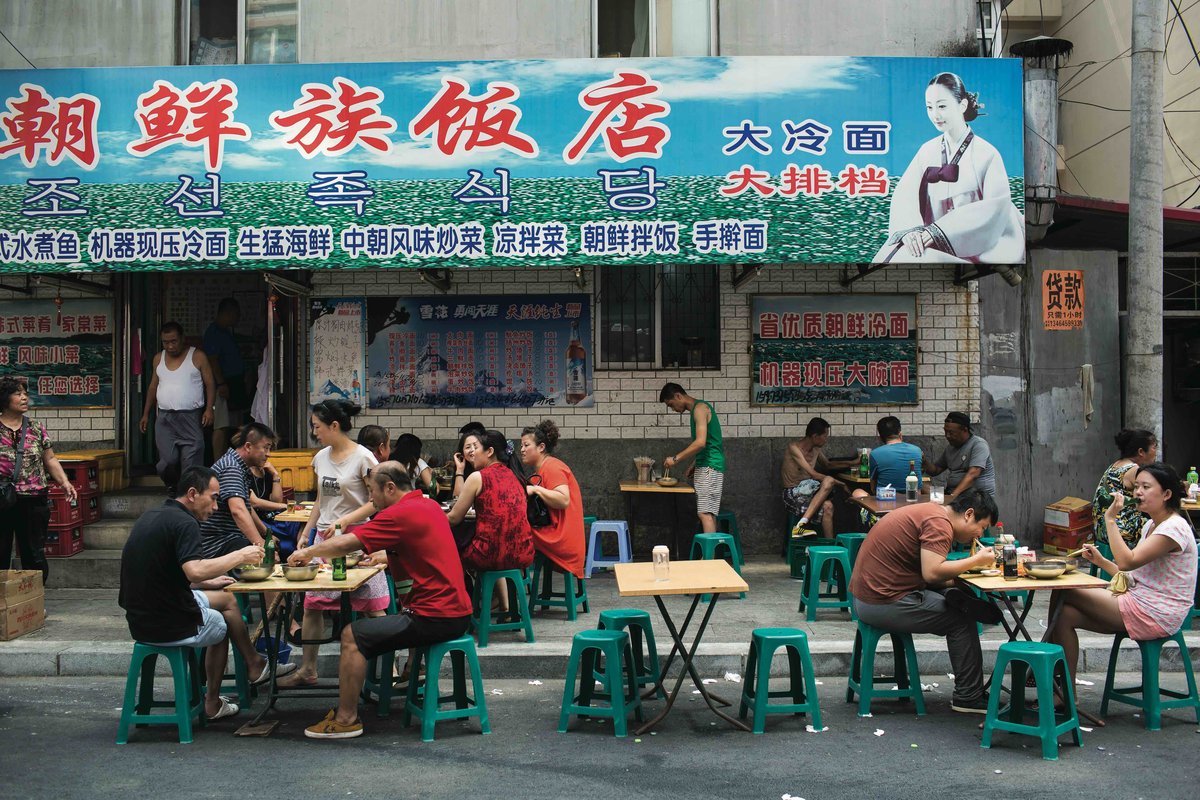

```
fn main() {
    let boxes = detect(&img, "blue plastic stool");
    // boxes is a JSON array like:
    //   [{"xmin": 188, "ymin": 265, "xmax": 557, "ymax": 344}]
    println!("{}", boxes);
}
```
[
  {"xmin": 845, "ymin": 620, "xmax": 925, "ymax": 716},
  {"xmin": 471, "ymin": 568, "xmax": 535, "ymax": 647},
  {"xmin": 402, "ymin": 634, "xmax": 491, "ymax": 742},
  {"xmin": 1100, "ymin": 630, "xmax": 1200, "ymax": 730},
  {"xmin": 982, "ymin": 641, "xmax": 1082, "ymax": 760},
  {"xmin": 739, "ymin": 627, "xmax": 822, "ymax": 733},
  {"xmin": 585, "ymin": 520, "xmax": 633, "ymax": 577},
  {"xmin": 598, "ymin": 608, "xmax": 664, "ymax": 699},
  {"xmin": 529, "ymin": 551, "xmax": 589, "ymax": 621},
  {"xmin": 798, "ymin": 546, "xmax": 854, "ymax": 621},
  {"xmin": 558, "ymin": 629, "xmax": 643, "ymax": 737},
  {"xmin": 116, "ymin": 644, "xmax": 206, "ymax": 744}
]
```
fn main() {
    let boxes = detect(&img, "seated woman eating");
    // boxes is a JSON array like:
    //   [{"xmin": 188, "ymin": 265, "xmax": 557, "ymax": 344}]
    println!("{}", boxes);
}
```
[{"xmin": 1048, "ymin": 462, "xmax": 1198, "ymax": 682}]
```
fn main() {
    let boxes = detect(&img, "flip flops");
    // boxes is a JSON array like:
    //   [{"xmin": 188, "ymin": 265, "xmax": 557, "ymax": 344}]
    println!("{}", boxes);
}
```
[
  {"xmin": 206, "ymin": 696, "xmax": 239, "ymax": 721},
  {"xmin": 251, "ymin": 660, "xmax": 298, "ymax": 686}
]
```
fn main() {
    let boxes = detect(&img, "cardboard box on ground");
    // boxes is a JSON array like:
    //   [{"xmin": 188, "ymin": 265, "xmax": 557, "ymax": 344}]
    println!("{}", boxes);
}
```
[
  {"xmin": 1043, "ymin": 496, "xmax": 1095, "ymax": 556},
  {"xmin": 0, "ymin": 570, "xmax": 45, "ymax": 641}
]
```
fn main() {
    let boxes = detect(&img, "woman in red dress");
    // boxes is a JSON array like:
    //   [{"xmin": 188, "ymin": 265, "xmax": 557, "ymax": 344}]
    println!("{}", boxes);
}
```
[
  {"xmin": 447, "ymin": 429, "xmax": 534, "ymax": 574},
  {"xmin": 519, "ymin": 419, "xmax": 585, "ymax": 579}
]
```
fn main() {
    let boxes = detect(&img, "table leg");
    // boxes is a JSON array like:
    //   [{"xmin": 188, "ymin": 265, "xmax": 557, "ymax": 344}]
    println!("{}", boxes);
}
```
[
  {"xmin": 251, "ymin": 590, "xmax": 291, "ymax": 725},
  {"xmin": 633, "ymin": 594, "xmax": 750, "ymax": 735}
]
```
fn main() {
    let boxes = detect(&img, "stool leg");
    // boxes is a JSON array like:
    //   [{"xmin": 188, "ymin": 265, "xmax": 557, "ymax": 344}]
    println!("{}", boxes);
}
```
[
  {"xmin": 1009, "ymin": 661, "xmax": 1028, "ymax": 725},
  {"xmin": 800, "ymin": 645, "xmax": 823, "ymax": 730},
  {"xmin": 608, "ymin": 645, "xmax": 630, "ymax": 737},
  {"xmin": 116, "ymin": 651, "xmax": 145, "ymax": 744},
  {"xmin": 563, "ymin": 574, "xmax": 578, "ymax": 622},
  {"xmin": 900, "ymin": 637, "xmax": 926, "ymax": 716},
  {"xmin": 846, "ymin": 629, "xmax": 862, "ymax": 703},
  {"xmin": 451, "ymin": 650, "xmax": 469, "ymax": 710},
  {"xmin": 739, "ymin": 639, "xmax": 758, "ymax": 723},
  {"xmin": 787, "ymin": 645, "xmax": 805, "ymax": 708},
  {"xmin": 467, "ymin": 646, "xmax": 491, "ymax": 735},
  {"xmin": 402, "ymin": 648, "xmax": 426, "ymax": 728},
  {"xmin": 750, "ymin": 643, "xmax": 775, "ymax": 734},
  {"xmin": 512, "ymin": 576, "xmax": 536, "ymax": 643},
  {"xmin": 857, "ymin": 632, "xmax": 877, "ymax": 717},
  {"xmin": 1142, "ymin": 640, "xmax": 1162, "ymax": 731},
  {"xmin": 421, "ymin": 656, "xmax": 442, "ymax": 743},
  {"xmin": 623, "ymin": 640, "xmax": 643, "ymax": 723},
  {"xmin": 558, "ymin": 643, "xmax": 581, "ymax": 733},
  {"xmin": 172, "ymin": 651, "xmax": 195, "ymax": 745},
  {"xmin": 1100, "ymin": 634, "xmax": 1124, "ymax": 718},
  {"xmin": 1059, "ymin": 659, "xmax": 1083, "ymax": 748}
]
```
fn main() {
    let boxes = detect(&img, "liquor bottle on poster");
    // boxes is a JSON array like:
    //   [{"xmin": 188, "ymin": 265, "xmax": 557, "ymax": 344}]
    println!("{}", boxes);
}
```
[{"xmin": 565, "ymin": 320, "xmax": 588, "ymax": 404}]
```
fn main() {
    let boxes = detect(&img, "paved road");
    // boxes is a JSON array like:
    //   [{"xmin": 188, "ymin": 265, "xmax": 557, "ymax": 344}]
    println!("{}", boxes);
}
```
[{"xmin": 1, "ymin": 674, "xmax": 1194, "ymax": 800}]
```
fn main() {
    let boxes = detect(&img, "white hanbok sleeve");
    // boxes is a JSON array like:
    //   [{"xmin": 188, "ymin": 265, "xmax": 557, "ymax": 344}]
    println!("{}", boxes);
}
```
[
  {"xmin": 927, "ymin": 140, "xmax": 1020, "ymax": 260},
  {"xmin": 886, "ymin": 140, "xmax": 937, "ymax": 237}
]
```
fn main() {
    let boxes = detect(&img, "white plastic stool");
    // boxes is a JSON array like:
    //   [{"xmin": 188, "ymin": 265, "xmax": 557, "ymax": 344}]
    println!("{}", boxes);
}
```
[{"xmin": 585, "ymin": 520, "xmax": 632, "ymax": 577}]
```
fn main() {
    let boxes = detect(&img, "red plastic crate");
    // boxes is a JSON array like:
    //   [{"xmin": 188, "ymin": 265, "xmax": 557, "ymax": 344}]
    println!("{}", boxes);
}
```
[
  {"xmin": 79, "ymin": 490, "xmax": 102, "ymax": 524},
  {"xmin": 45, "ymin": 524, "xmax": 84, "ymax": 558},
  {"xmin": 61, "ymin": 460, "xmax": 99, "ymax": 493},
  {"xmin": 48, "ymin": 489, "xmax": 82, "ymax": 527}
]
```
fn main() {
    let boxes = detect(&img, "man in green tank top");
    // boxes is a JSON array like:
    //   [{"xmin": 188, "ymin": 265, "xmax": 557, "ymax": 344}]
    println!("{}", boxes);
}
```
[{"xmin": 660, "ymin": 382, "xmax": 725, "ymax": 533}]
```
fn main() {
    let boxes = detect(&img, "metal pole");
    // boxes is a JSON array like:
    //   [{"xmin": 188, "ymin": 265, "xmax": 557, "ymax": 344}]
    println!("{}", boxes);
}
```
[{"xmin": 1124, "ymin": 0, "xmax": 1166, "ymax": 439}]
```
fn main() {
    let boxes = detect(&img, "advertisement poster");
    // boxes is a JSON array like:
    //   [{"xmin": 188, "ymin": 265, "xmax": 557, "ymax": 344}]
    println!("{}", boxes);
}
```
[
  {"xmin": 1042, "ymin": 269, "xmax": 1084, "ymax": 330},
  {"xmin": 0, "ymin": 299, "xmax": 113, "ymax": 407},
  {"xmin": 0, "ymin": 56, "xmax": 1021, "ymax": 272},
  {"xmin": 751, "ymin": 294, "xmax": 917, "ymax": 406},
  {"xmin": 309, "ymin": 297, "xmax": 367, "ymax": 405},
  {"xmin": 365, "ymin": 294, "xmax": 592, "ymax": 409}
]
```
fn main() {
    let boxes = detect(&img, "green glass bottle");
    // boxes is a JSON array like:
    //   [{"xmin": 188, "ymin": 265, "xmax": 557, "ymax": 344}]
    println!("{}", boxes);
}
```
[{"xmin": 331, "ymin": 523, "xmax": 346, "ymax": 581}]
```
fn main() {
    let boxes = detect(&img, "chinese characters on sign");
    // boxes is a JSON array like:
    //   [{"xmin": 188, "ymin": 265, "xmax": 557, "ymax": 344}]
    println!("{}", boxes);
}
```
[
  {"xmin": 751, "ymin": 294, "xmax": 917, "ymax": 406},
  {"xmin": 309, "ymin": 298, "xmax": 367, "ymax": 405},
  {"xmin": 0, "ymin": 299, "xmax": 113, "ymax": 407},
  {"xmin": 1042, "ymin": 270, "xmax": 1084, "ymax": 331},
  {"xmin": 360, "ymin": 294, "xmax": 592, "ymax": 409}
]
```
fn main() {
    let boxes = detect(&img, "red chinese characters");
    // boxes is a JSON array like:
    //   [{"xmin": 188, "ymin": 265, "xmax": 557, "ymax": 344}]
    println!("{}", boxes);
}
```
[
  {"xmin": 269, "ymin": 78, "xmax": 397, "ymax": 158},
  {"xmin": 410, "ymin": 78, "xmax": 537, "ymax": 157},
  {"xmin": 0, "ymin": 84, "xmax": 101, "ymax": 169},
  {"xmin": 758, "ymin": 312, "xmax": 779, "ymax": 339},
  {"xmin": 778, "ymin": 164, "xmax": 833, "ymax": 197},
  {"xmin": 563, "ymin": 70, "xmax": 670, "ymax": 164},
  {"xmin": 720, "ymin": 165, "xmax": 774, "ymax": 197},
  {"xmin": 127, "ymin": 79, "xmax": 251, "ymax": 171},
  {"xmin": 836, "ymin": 164, "xmax": 889, "ymax": 197}
]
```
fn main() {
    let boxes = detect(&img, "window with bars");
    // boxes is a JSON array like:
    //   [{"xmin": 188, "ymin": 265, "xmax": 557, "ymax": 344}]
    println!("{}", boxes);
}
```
[
  {"xmin": 595, "ymin": 264, "xmax": 720, "ymax": 369},
  {"xmin": 593, "ymin": 0, "xmax": 715, "ymax": 58}
]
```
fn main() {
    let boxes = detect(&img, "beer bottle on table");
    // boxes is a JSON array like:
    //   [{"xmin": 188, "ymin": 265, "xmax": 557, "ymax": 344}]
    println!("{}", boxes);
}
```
[
  {"xmin": 858, "ymin": 449, "xmax": 869, "ymax": 478},
  {"xmin": 905, "ymin": 460, "xmax": 919, "ymax": 502},
  {"xmin": 331, "ymin": 523, "xmax": 347, "ymax": 581},
  {"xmin": 263, "ymin": 535, "xmax": 275, "ymax": 569}
]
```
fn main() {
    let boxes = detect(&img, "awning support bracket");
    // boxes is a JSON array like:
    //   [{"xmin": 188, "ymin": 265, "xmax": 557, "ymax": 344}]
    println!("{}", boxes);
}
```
[
  {"xmin": 839, "ymin": 262, "xmax": 891, "ymax": 286},
  {"xmin": 418, "ymin": 268, "xmax": 453, "ymax": 293},
  {"xmin": 730, "ymin": 264, "xmax": 761, "ymax": 289}
]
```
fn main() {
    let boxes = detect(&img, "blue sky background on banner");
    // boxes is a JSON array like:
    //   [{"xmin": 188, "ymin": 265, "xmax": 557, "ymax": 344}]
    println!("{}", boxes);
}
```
[{"xmin": 0, "ymin": 56, "xmax": 1022, "ymax": 184}]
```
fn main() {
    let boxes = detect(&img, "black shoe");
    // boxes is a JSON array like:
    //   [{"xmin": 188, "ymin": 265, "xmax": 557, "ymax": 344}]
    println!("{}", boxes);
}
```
[
  {"xmin": 950, "ymin": 696, "xmax": 989, "ymax": 714},
  {"xmin": 942, "ymin": 587, "xmax": 1004, "ymax": 625}
]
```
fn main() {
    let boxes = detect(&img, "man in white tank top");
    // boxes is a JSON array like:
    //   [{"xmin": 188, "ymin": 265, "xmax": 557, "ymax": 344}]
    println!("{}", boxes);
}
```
[{"xmin": 139, "ymin": 322, "xmax": 216, "ymax": 491}]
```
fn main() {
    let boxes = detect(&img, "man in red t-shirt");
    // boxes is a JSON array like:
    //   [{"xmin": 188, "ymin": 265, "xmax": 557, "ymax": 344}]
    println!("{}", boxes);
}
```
[
  {"xmin": 849, "ymin": 488, "xmax": 999, "ymax": 714},
  {"xmin": 288, "ymin": 461, "xmax": 472, "ymax": 740}
]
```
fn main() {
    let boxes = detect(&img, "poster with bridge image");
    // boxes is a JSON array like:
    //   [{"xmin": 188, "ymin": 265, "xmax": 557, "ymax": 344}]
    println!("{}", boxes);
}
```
[
  {"xmin": 751, "ymin": 294, "xmax": 917, "ymax": 406},
  {"xmin": 0, "ymin": 299, "xmax": 113, "ymax": 407},
  {"xmin": 365, "ymin": 294, "xmax": 593, "ymax": 409}
]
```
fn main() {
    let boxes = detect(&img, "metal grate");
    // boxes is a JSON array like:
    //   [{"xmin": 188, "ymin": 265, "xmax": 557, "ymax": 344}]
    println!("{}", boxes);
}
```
[
  {"xmin": 595, "ymin": 264, "xmax": 720, "ymax": 369},
  {"xmin": 661, "ymin": 264, "xmax": 720, "ymax": 368}
]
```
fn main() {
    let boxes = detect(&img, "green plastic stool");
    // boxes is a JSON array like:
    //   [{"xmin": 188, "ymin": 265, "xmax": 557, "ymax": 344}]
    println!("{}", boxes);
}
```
[
  {"xmin": 402, "ymin": 634, "xmax": 491, "ymax": 742},
  {"xmin": 598, "ymin": 608, "xmax": 664, "ymax": 699},
  {"xmin": 361, "ymin": 573, "xmax": 401, "ymax": 717},
  {"xmin": 116, "ymin": 644, "xmax": 206, "ymax": 744},
  {"xmin": 202, "ymin": 646, "xmax": 254, "ymax": 709},
  {"xmin": 739, "ymin": 627, "xmax": 822, "ymax": 734},
  {"xmin": 471, "ymin": 568, "xmax": 535, "ymax": 647},
  {"xmin": 1100, "ymin": 630, "xmax": 1200, "ymax": 730},
  {"xmin": 690, "ymin": 532, "xmax": 745, "ymax": 600},
  {"xmin": 835, "ymin": 533, "xmax": 868, "ymax": 569},
  {"xmin": 529, "ymin": 552, "xmax": 589, "ymax": 621},
  {"xmin": 787, "ymin": 536, "xmax": 835, "ymax": 580},
  {"xmin": 558, "ymin": 629, "xmax": 643, "ymax": 737},
  {"xmin": 798, "ymin": 546, "xmax": 854, "ymax": 621},
  {"xmin": 982, "ymin": 641, "xmax": 1082, "ymax": 760},
  {"xmin": 845, "ymin": 620, "xmax": 926, "ymax": 716},
  {"xmin": 716, "ymin": 510, "xmax": 744, "ymax": 563},
  {"xmin": 1185, "ymin": 552, "xmax": 1200, "ymax": 630},
  {"xmin": 583, "ymin": 515, "xmax": 597, "ymax": 535}
]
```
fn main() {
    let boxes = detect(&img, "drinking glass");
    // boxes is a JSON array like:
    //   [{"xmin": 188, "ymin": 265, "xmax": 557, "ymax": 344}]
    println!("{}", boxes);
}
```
[{"xmin": 930, "ymin": 487, "xmax": 944, "ymax": 504}]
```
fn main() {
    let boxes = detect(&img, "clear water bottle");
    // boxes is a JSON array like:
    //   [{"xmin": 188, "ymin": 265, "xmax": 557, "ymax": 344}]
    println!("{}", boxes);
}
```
[{"xmin": 652, "ymin": 545, "xmax": 670, "ymax": 581}]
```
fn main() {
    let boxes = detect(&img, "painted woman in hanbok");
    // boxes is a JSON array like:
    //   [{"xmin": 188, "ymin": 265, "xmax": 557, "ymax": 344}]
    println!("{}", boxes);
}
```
[{"xmin": 873, "ymin": 72, "xmax": 1024, "ymax": 264}]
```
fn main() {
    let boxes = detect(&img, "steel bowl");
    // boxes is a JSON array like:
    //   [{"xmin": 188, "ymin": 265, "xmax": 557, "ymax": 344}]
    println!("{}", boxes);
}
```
[
  {"xmin": 1060, "ymin": 558, "xmax": 1081, "ymax": 574},
  {"xmin": 1024, "ymin": 560, "xmax": 1068, "ymax": 579},
  {"xmin": 282, "ymin": 563, "xmax": 320, "ymax": 581},
  {"xmin": 235, "ymin": 564, "xmax": 273, "ymax": 582},
  {"xmin": 656, "ymin": 477, "xmax": 679, "ymax": 487}
]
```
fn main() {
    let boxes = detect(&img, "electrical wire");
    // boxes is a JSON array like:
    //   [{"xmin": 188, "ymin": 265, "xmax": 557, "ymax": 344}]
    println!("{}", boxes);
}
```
[
  {"xmin": 1025, "ymin": 122, "xmax": 1094, "ymax": 197},
  {"xmin": 0, "ymin": 27, "xmax": 35, "ymax": 69},
  {"xmin": 1168, "ymin": 0, "xmax": 1200, "ymax": 72}
]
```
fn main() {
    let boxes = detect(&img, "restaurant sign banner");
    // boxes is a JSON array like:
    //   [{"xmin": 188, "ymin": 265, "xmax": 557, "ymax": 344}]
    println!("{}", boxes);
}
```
[
  {"xmin": 751, "ymin": 294, "xmax": 917, "ymax": 406},
  {"xmin": 0, "ymin": 56, "xmax": 1023, "ymax": 273},
  {"xmin": 0, "ymin": 299, "xmax": 113, "ymax": 407},
  {"xmin": 364, "ymin": 294, "xmax": 593, "ymax": 409}
]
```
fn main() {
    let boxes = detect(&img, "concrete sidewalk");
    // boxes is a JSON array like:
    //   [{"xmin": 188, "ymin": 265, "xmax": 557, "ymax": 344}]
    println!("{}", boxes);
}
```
[{"xmin": 4, "ymin": 560, "xmax": 1197, "ymax": 679}]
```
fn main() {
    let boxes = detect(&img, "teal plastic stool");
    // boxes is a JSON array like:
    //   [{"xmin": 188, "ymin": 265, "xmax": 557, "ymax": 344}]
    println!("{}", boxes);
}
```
[
  {"xmin": 798, "ymin": 546, "xmax": 854, "ymax": 621},
  {"xmin": 1100, "ymin": 630, "xmax": 1200, "ymax": 730},
  {"xmin": 835, "ymin": 533, "xmax": 868, "ymax": 568},
  {"xmin": 472, "ymin": 568, "xmax": 535, "ymax": 647},
  {"xmin": 689, "ymin": 532, "xmax": 745, "ymax": 600},
  {"xmin": 361, "ymin": 573, "xmax": 401, "ymax": 717},
  {"xmin": 559, "ymin": 629, "xmax": 643, "ymax": 737},
  {"xmin": 787, "ymin": 536, "xmax": 835, "ymax": 580},
  {"xmin": 1185, "ymin": 552, "xmax": 1200, "ymax": 629},
  {"xmin": 845, "ymin": 620, "xmax": 925, "ymax": 716},
  {"xmin": 739, "ymin": 627, "xmax": 822, "ymax": 733},
  {"xmin": 598, "ymin": 608, "xmax": 664, "ymax": 699},
  {"xmin": 716, "ymin": 510, "xmax": 744, "ymax": 563},
  {"xmin": 402, "ymin": 634, "xmax": 491, "ymax": 742},
  {"xmin": 982, "ymin": 641, "xmax": 1082, "ymax": 760},
  {"xmin": 529, "ymin": 552, "xmax": 589, "ymax": 621},
  {"xmin": 116, "ymin": 644, "xmax": 206, "ymax": 744}
]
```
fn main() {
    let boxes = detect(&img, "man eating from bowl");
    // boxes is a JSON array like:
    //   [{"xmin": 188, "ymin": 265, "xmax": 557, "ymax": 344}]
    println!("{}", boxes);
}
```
[
  {"xmin": 848, "ymin": 488, "xmax": 1002, "ymax": 714},
  {"xmin": 289, "ymin": 461, "xmax": 472, "ymax": 739},
  {"xmin": 118, "ymin": 465, "xmax": 297, "ymax": 723}
]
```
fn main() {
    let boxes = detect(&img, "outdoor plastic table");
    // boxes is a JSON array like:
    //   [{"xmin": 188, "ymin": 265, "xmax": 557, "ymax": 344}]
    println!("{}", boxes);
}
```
[
  {"xmin": 614, "ymin": 559, "xmax": 750, "ymax": 734},
  {"xmin": 618, "ymin": 479, "xmax": 695, "ymax": 559},
  {"xmin": 850, "ymin": 490, "xmax": 932, "ymax": 516}
]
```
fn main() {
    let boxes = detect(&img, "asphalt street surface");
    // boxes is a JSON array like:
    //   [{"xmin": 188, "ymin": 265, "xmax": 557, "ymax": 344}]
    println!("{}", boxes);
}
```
[{"xmin": 2, "ymin": 673, "xmax": 1196, "ymax": 799}]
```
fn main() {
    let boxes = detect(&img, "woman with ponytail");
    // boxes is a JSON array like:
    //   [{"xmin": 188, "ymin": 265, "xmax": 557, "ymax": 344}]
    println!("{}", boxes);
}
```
[
  {"xmin": 519, "ymin": 419, "xmax": 585, "ymax": 579},
  {"xmin": 447, "ymin": 429, "xmax": 534, "ymax": 576}
]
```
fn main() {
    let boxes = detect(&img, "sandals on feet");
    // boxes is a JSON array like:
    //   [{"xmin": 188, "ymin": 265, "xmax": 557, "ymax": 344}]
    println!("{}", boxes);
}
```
[{"xmin": 206, "ymin": 696, "xmax": 240, "ymax": 721}]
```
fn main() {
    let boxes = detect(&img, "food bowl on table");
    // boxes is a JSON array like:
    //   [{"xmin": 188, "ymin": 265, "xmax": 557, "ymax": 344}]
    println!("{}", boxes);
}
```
[
  {"xmin": 345, "ymin": 552, "xmax": 364, "ymax": 568},
  {"xmin": 282, "ymin": 563, "xmax": 320, "ymax": 581},
  {"xmin": 1024, "ymin": 560, "xmax": 1068, "ymax": 579},
  {"xmin": 235, "ymin": 564, "xmax": 273, "ymax": 582},
  {"xmin": 656, "ymin": 477, "xmax": 679, "ymax": 487},
  {"xmin": 1060, "ymin": 558, "xmax": 1081, "ymax": 574}
]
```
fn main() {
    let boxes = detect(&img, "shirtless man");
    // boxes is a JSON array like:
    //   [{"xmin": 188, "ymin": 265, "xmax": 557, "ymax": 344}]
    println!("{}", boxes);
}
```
[{"xmin": 781, "ymin": 418, "xmax": 857, "ymax": 536}]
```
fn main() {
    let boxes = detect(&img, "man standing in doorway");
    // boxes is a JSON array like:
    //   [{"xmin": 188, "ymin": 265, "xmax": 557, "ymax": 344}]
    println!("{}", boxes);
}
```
[
  {"xmin": 660, "ymin": 383, "xmax": 725, "ymax": 533},
  {"xmin": 140, "ymin": 321, "xmax": 216, "ymax": 493},
  {"xmin": 205, "ymin": 298, "xmax": 247, "ymax": 457}
]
